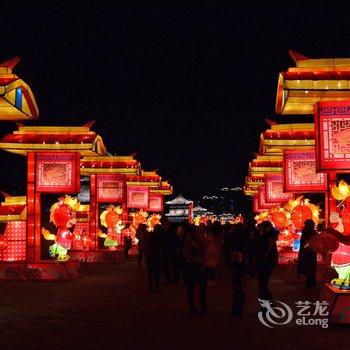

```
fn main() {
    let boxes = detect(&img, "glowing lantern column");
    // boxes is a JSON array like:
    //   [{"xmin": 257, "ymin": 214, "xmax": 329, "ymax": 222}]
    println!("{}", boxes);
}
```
[
  {"xmin": 89, "ymin": 174, "xmax": 98, "ymax": 249},
  {"xmin": 27, "ymin": 152, "xmax": 40, "ymax": 261}
]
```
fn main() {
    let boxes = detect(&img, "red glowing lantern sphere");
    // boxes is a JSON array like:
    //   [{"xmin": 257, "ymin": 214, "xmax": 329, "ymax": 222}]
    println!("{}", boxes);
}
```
[
  {"xmin": 291, "ymin": 205, "xmax": 313, "ymax": 230},
  {"xmin": 105, "ymin": 210, "xmax": 120, "ymax": 228},
  {"xmin": 272, "ymin": 212, "xmax": 287, "ymax": 230}
]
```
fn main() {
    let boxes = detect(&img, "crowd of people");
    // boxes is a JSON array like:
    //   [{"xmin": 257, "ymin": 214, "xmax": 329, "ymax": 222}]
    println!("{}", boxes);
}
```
[{"xmin": 135, "ymin": 217, "xmax": 292, "ymax": 318}]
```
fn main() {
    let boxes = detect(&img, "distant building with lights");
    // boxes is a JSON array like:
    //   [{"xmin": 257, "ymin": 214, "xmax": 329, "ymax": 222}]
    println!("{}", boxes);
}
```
[
  {"xmin": 193, "ymin": 205, "xmax": 213, "ymax": 217},
  {"xmin": 198, "ymin": 186, "xmax": 252, "ymax": 219},
  {"xmin": 165, "ymin": 195, "xmax": 193, "ymax": 223}
]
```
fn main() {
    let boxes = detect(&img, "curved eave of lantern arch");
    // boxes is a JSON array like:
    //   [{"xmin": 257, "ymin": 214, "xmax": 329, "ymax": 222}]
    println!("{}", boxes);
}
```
[
  {"xmin": 276, "ymin": 51, "xmax": 350, "ymax": 115},
  {"xmin": 0, "ymin": 196, "xmax": 27, "ymax": 222},
  {"xmin": 80, "ymin": 154, "xmax": 140, "ymax": 176},
  {"xmin": 151, "ymin": 181, "xmax": 173, "ymax": 195},
  {"xmin": 0, "ymin": 57, "xmax": 39, "ymax": 120},
  {"xmin": 0, "ymin": 130, "xmax": 107, "ymax": 157},
  {"xmin": 0, "ymin": 139, "xmax": 104, "ymax": 157},
  {"xmin": 92, "ymin": 135, "xmax": 107, "ymax": 156},
  {"xmin": 151, "ymin": 188, "xmax": 173, "ymax": 195}
]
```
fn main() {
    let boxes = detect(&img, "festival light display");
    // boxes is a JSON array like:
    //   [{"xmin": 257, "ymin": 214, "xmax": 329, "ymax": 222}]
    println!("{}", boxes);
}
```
[
  {"xmin": 147, "ymin": 214, "xmax": 162, "ymax": 231},
  {"xmin": 96, "ymin": 174, "xmax": 125, "ymax": 203},
  {"xmin": 36, "ymin": 152, "xmax": 80, "ymax": 193},
  {"xmin": 258, "ymin": 186, "xmax": 280, "ymax": 209},
  {"xmin": 253, "ymin": 194, "xmax": 267, "ymax": 213},
  {"xmin": 327, "ymin": 180, "xmax": 350, "ymax": 289},
  {"xmin": 148, "ymin": 194, "xmax": 164, "ymax": 212},
  {"xmin": 254, "ymin": 197, "xmax": 319, "ymax": 256},
  {"xmin": 127, "ymin": 186, "xmax": 150, "ymax": 209},
  {"xmin": 315, "ymin": 101, "xmax": 350, "ymax": 171},
  {"xmin": 129, "ymin": 209, "xmax": 148, "ymax": 240},
  {"xmin": 0, "ymin": 57, "xmax": 39, "ymax": 120},
  {"xmin": 42, "ymin": 196, "xmax": 79, "ymax": 260},
  {"xmin": 283, "ymin": 149, "xmax": 327, "ymax": 192},
  {"xmin": 265, "ymin": 173, "xmax": 294, "ymax": 202},
  {"xmin": 99, "ymin": 205, "xmax": 124, "ymax": 248},
  {"xmin": 276, "ymin": 50, "xmax": 350, "ymax": 115},
  {"xmin": 0, "ymin": 56, "xmax": 174, "ymax": 279}
]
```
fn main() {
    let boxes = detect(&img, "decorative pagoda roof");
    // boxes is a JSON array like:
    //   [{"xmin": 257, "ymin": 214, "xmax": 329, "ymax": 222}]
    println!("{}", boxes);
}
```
[
  {"xmin": 166, "ymin": 195, "xmax": 192, "ymax": 205},
  {"xmin": 245, "ymin": 176, "xmax": 265, "ymax": 186},
  {"xmin": 126, "ymin": 174, "xmax": 161, "ymax": 188},
  {"xmin": 276, "ymin": 50, "xmax": 350, "ymax": 115},
  {"xmin": 81, "ymin": 155, "xmax": 140, "ymax": 175},
  {"xmin": 244, "ymin": 155, "xmax": 283, "ymax": 196},
  {"xmin": 244, "ymin": 122, "xmax": 316, "ymax": 196},
  {"xmin": 0, "ymin": 124, "xmax": 107, "ymax": 156},
  {"xmin": 0, "ymin": 196, "xmax": 26, "ymax": 222},
  {"xmin": 259, "ymin": 123, "xmax": 315, "ymax": 155},
  {"xmin": 243, "ymin": 185, "xmax": 259, "ymax": 196},
  {"xmin": 249, "ymin": 155, "xmax": 283, "ymax": 173},
  {"xmin": 193, "ymin": 205, "xmax": 207, "ymax": 212},
  {"xmin": 0, "ymin": 57, "xmax": 39, "ymax": 120},
  {"xmin": 150, "ymin": 181, "xmax": 173, "ymax": 195},
  {"xmin": 80, "ymin": 155, "xmax": 173, "ymax": 195}
]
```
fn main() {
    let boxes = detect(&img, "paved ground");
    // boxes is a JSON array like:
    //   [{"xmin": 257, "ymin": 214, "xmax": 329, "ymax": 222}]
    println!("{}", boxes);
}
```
[{"xmin": 0, "ymin": 258, "xmax": 349, "ymax": 350}]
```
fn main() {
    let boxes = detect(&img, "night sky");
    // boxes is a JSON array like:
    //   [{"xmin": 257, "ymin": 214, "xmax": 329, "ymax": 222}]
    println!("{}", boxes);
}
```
[{"xmin": 2, "ymin": 2, "xmax": 350, "ymax": 198}]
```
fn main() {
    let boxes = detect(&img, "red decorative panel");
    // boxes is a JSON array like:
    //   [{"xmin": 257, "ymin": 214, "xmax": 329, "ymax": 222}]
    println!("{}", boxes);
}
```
[
  {"xmin": 253, "ymin": 194, "xmax": 266, "ymax": 213},
  {"xmin": 258, "ymin": 185, "xmax": 279, "ymax": 209},
  {"xmin": 36, "ymin": 152, "xmax": 80, "ymax": 193},
  {"xmin": 284, "ymin": 149, "xmax": 328, "ymax": 192},
  {"xmin": 0, "ymin": 221, "xmax": 26, "ymax": 261},
  {"xmin": 72, "ymin": 222, "xmax": 92, "ymax": 250},
  {"xmin": 127, "ymin": 186, "xmax": 150, "ymax": 209},
  {"xmin": 148, "ymin": 194, "xmax": 164, "ymax": 212},
  {"xmin": 265, "ymin": 173, "xmax": 294, "ymax": 203},
  {"xmin": 315, "ymin": 101, "xmax": 350, "ymax": 171},
  {"xmin": 96, "ymin": 174, "xmax": 125, "ymax": 203}
]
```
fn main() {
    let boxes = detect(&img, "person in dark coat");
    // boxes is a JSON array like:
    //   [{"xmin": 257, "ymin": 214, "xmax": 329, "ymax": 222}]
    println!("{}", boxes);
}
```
[
  {"xmin": 123, "ymin": 224, "xmax": 133, "ymax": 259},
  {"xmin": 255, "ymin": 221, "xmax": 279, "ymax": 309},
  {"xmin": 162, "ymin": 219, "xmax": 177, "ymax": 285},
  {"xmin": 145, "ymin": 224, "xmax": 163, "ymax": 293},
  {"xmin": 173, "ymin": 222, "xmax": 188, "ymax": 284},
  {"xmin": 297, "ymin": 219, "xmax": 317, "ymax": 288},
  {"xmin": 183, "ymin": 224, "xmax": 208, "ymax": 314},
  {"xmin": 224, "ymin": 223, "xmax": 248, "ymax": 318},
  {"xmin": 136, "ymin": 223, "xmax": 148, "ymax": 267}
]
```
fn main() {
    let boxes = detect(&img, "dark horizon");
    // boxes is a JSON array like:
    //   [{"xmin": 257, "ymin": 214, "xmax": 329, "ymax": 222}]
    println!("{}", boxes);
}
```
[{"xmin": 2, "ymin": 3, "xmax": 350, "ymax": 199}]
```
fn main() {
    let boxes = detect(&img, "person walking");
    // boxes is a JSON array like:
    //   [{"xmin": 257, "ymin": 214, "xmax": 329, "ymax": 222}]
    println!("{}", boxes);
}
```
[
  {"xmin": 297, "ymin": 219, "xmax": 317, "ymax": 288},
  {"xmin": 224, "ymin": 223, "xmax": 247, "ymax": 318},
  {"xmin": 183, "ymin": 224, "xmax": 208, "ymax": 314},
  {"xmin": 255, "ymin": 221, "xmax": 279, "ymax": 311},
  {"xmin": 173, "ymin": 221, "xmax": 188, "ymax": 285},
  {"xmin": 203, "ymin": 226, "xmax": 220, "ymax": 286},
  {"xmin": 162, "ymin": 218, "xmax": 176, "ymax": 285},
  {"xmin": 123, "ymin": 224, "xmax": 133, "ymax": 260},
  {"xmin": 136, "ymin": 223, "xmax": 148, "ymax": 267},
  {"xmin": 145, "ymin": 224, "xmax": 163, "ymax": 293}
]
